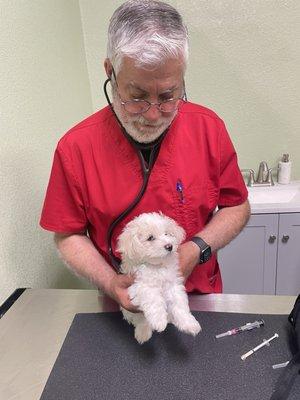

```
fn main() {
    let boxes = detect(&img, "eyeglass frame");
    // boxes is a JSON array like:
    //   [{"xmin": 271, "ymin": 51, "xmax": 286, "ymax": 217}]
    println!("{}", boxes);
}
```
[{"xmin": 110, "ymin": 66, "xmax": 187, "ymax": 115}]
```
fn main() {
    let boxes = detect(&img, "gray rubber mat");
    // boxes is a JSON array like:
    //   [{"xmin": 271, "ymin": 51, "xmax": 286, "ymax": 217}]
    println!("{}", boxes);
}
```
[{"xmin": 40, "ymin": 311, "xmax": 299, "ymax": 400}]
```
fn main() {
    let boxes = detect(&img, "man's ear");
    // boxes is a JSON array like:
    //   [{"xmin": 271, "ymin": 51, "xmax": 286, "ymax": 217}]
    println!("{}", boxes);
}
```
[{"xmin": 104, "ymin": 58, "xmax": 113, "ymax": 79}]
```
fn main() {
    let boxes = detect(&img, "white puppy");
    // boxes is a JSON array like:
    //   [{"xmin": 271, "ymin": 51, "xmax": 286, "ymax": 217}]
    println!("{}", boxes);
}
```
[{"xmin": 117, "ymin": 212, "xmax": 201, "ymax": 344}]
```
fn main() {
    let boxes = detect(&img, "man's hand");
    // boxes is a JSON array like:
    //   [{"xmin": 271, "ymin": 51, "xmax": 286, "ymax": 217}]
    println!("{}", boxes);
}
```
[
  {"xmin": 106, "ymin": 273, "xmax": 140, "ymax": 313},
  {"xmin": 178, "ymin": 241, "xmax": 200, "ymax": 280},
  {"xmin": 54, "ymin": 233, "xmax": 140, "ymax": 313}
]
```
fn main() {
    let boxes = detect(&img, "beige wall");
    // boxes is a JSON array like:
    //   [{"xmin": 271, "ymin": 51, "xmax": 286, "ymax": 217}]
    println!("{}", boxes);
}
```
[
  {"xmin": 0, "ymin": 0, "xmax": 93, "ymax": 304},
  {"xmin": 1, "ymin": 1, "xmax": 299, "ymax": 304},
  {"xmin": 80, "ymin": 0, "xmax": 300, "ymax": 178}
]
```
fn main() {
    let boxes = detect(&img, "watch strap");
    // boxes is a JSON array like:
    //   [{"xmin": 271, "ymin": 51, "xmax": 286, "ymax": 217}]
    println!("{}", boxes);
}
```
[{"xmin": 190, "ymin": 236, "xmax": 211, "ymax": 264}]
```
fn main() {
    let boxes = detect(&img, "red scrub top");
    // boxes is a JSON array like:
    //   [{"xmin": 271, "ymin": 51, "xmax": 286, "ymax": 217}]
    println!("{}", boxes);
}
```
[{"xmin": 40, "ymin": 102, "xmax": 248, "ymax": 293}]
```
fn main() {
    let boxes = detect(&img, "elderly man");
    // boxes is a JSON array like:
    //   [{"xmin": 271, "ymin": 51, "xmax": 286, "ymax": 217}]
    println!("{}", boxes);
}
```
[{"xmin": 40, "ymin": 0, "xmax": 250, "ymax": 312}]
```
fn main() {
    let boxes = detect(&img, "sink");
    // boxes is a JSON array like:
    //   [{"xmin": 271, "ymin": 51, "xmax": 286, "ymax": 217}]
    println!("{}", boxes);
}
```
[{"xmin": 248, "ymin": 184, "xmax": 299, "ymax": 204}]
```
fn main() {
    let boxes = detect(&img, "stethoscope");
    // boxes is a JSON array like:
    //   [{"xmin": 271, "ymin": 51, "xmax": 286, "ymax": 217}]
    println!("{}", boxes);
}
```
[{"xmin": 103, "ymin": 77, "xmax": 169, "ymax": 273}]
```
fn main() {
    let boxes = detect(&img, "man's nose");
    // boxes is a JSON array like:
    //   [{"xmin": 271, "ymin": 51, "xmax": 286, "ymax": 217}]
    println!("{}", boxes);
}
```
[
  {"xmin": 142, "ymin": 104, "xmax": 162, "ymax": 122},
  {"xmin": 164, "ymin": 244, "xmax": 173, "ymax": 252}
]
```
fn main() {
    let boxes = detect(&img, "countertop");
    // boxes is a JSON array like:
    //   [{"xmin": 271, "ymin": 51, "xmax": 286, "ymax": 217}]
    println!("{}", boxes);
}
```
[
  {"xmin": 0, "ymin": 289, "xmax": 296, "ymax": 400},
  {"xmin": 248, "ymin": 180, "xmax": 300, "ymax": 214}
]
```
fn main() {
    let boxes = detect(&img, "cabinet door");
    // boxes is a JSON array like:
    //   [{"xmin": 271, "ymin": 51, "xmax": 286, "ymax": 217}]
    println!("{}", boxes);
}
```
[
  {"xmin": 218, "ymin": 214, "xmax": 278, "ymax": 294},
  {"xmin": 276, "ymin": 213, "xmax": 300, "ymax": 295}
]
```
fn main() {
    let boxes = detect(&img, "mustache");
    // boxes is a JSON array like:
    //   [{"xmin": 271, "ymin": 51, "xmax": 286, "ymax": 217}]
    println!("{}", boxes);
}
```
[{"xmin": 133, "ymin": 116, "xmax": 162, "ymax": 127}]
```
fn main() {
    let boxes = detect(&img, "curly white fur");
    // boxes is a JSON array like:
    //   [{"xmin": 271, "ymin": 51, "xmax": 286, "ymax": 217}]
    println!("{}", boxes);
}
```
[{"xmin": 117, "ymin": 212, "xmax": 201, "ymax": 344}]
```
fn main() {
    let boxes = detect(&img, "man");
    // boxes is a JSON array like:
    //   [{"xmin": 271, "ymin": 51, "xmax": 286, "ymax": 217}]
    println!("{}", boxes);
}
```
[{"xmin": 40, "ymin": 0, "xmax": 250, "ymax": 312}]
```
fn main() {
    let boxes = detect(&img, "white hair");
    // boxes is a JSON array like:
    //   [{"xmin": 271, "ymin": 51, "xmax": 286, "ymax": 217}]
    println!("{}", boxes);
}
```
[{"xmin": 107, "ymin": 0, "xmax": 189, "ymax": 73}]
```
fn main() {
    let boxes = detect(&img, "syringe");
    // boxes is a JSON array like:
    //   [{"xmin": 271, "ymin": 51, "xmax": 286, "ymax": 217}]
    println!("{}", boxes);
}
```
[
  {"xmin": 215, "ymin": 319, "xmax": 264, "ymax": 339},
  {"xmin": 241, "ymin": 333, "xmax": 279, "ymax": 360}
]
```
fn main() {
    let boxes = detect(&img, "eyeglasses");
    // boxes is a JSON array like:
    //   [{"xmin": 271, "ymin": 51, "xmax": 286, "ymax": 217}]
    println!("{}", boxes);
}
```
[
  {"xmin": 119, "ymin": 97, "xmax": 185, "ymax": 114},
  {"xmin": 111, "ymin": 67, "xmax": 186, "ymax": 115}
]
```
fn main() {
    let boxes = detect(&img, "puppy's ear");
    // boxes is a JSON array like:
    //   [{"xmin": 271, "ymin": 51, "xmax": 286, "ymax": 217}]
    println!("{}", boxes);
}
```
[
  {"xmin": 165, "ymin": 217, "xmax": 186, "ymax": 244},
  {"xmin": 117, "ymin": 225, "xmax": 141, "ymax": 261}
]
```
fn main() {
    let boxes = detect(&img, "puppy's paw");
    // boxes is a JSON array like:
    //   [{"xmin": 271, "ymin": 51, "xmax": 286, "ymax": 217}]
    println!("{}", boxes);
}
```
[
  {"xmin": 175, "ymin": 314, "xmax": 202, "ymax": 336},
  {"xmin": 135, "ymin": 324, "xmax": 153, "ymax": 344},
  {"xmin": 148, "ymin": 317, "xmax": 168, "ymax": 333}
]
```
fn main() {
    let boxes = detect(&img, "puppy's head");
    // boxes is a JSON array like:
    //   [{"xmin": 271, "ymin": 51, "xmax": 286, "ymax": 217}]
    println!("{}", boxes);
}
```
[{"xmin": 117, "ymin": 212, "xmax": 186, "ymax": 264}]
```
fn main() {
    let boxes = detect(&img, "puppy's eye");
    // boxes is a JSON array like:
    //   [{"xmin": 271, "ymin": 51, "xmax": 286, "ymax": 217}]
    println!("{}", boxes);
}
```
[{"xmin": 147, "ymin": 235, "xmax": 155, "ymax": 241}]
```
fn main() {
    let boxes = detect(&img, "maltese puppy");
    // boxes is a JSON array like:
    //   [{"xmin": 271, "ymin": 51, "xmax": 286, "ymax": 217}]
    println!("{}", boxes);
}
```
[{"xmin": 117, "ymin": 212, "xmax": 201, "ymax": 344}]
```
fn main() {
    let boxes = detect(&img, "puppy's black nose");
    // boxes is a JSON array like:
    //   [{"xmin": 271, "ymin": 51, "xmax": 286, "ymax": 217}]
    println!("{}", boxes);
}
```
[{"xmin": 164, "ymin": 244, "xmax": 173, "ymax": 252}]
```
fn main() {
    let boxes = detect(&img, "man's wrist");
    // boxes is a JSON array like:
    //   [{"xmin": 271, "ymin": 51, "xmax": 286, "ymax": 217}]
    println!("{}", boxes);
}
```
[
  {"xmin": 189, "ymin": 240, "xmax": 201, "ymax": 263},
  {"xmin": 98, "ymin": 270, "xmax": 117, "ymax": 297}
]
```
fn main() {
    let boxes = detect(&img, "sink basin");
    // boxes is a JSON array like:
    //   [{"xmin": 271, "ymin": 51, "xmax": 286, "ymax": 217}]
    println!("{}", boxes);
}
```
[{"xmin": 248, "ymin": 184, "xmax": 299, "ymax": 204}]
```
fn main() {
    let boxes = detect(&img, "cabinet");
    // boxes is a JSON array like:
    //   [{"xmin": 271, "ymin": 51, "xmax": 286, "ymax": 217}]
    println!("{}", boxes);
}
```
[{"xmin": 218, "ymin": 213, "xmax": 300, "ymax": 295}]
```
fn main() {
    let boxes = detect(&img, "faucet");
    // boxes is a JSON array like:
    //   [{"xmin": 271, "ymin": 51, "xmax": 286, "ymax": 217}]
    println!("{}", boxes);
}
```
[
  {"xmin": 256, "ymin": 161, "xmax": 269, "ymax": 183},
  {"xmin": 242, "ymin": 161, "xmax": 274, "ymax": 187}
]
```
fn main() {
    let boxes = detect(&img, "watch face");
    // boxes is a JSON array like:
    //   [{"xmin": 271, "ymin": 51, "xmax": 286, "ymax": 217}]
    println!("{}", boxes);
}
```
[{"xmin": 201, "ymin": 247, "xmax": 211, "ymax": 263}]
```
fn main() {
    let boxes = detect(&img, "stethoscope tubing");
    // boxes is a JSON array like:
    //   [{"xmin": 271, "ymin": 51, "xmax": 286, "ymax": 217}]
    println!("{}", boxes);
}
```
[{"xmin": 103, "ymin": 78, "xmax": 167, "ymax": 272}]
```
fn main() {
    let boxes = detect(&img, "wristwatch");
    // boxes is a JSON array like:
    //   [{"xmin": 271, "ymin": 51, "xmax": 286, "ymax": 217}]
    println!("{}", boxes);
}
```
[{"xmin": 190, "ymin": 237, "xmax": 212, "ymax": 264}]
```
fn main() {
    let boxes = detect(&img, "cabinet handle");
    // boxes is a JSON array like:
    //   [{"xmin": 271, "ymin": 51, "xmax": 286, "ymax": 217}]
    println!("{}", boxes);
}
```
[
  {"xmin": 282, "ymin": 235, "xmax": 290, "ymax": 243},
  {"xmin": 269, "ymin": 235, "xmax": 276, "ymax": 243}
]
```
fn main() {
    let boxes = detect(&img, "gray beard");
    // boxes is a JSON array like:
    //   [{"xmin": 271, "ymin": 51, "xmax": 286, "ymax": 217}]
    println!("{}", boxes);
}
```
[{"xmin": 111, "ymin": 94, "xmax": 176, "ymax": 144}]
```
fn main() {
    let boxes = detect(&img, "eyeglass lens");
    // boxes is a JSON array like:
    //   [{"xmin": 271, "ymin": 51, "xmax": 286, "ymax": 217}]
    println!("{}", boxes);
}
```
[{"xmin": 123, "ymin": 99, "xmax": 182, "ymax": 114}]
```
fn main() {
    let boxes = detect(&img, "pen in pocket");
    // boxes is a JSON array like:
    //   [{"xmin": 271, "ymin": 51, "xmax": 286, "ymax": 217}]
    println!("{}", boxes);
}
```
[{"xmin": 176, "ymin": 179, "xmax": 185, "ymax": 203}]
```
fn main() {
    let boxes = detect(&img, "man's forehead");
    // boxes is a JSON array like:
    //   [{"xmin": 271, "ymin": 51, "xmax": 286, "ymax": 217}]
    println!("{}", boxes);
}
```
[
  {"xmin": 117, "ymin": 56, "xmax": 184, "ymax": 81},
  {"xmin": 127, "ymin": 81, "xmax": 179, "ymax": 93}
]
